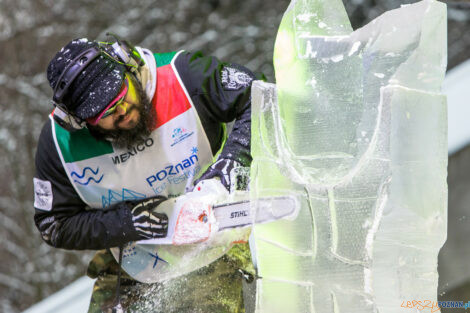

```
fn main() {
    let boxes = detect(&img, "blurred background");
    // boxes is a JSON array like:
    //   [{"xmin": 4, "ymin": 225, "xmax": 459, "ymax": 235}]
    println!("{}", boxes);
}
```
[{"xmin": 0, "ymin": 0, "xmax": 469, "ymax": 312}]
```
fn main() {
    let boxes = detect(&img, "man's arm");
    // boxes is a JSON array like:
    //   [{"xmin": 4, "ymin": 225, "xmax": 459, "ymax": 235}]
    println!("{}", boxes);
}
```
[{"xmin": 34, "ymin": 122, "xmax": 143, "ymax": 250}]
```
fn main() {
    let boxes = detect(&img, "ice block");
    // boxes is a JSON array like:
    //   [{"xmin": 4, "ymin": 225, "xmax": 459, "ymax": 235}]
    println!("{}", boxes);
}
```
[{"xmin": 250, "ymin": 1, "xmax": 448, "ymax": 312}]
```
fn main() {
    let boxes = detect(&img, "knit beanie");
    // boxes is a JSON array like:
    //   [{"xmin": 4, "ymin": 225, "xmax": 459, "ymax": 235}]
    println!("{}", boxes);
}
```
[{"xmin": 47, "ymin": 38, "xmax": 126, "ymax": 120}]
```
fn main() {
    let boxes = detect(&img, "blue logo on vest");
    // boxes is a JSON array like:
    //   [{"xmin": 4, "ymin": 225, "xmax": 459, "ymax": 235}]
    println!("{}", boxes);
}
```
[
  {"xmin": 145, "ymin": 153, "xmax": 201, "ymax": 195},
  {"xmin": 123, "ymin": 245, "xmax": 137, "ymax": 258},
  {"xmin": 101, "ymin": 188, "xmax": 147, "ymax": 208},
  {"xmin": 71, "ymin": 167, "xmax": 103, "ymax": 186},
  {"xmin": 171, "ymin": 127, "xmax": 194, "ymax": 147},
  {"xmin": 149, "ymin": 252, "xmax": 168, "ymax": 269}
]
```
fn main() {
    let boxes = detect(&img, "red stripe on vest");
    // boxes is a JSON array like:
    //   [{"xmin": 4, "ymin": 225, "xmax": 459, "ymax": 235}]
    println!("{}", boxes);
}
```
[{"xmin": 152, "ymin": 64, "xmax": 192, "ymax": 129}]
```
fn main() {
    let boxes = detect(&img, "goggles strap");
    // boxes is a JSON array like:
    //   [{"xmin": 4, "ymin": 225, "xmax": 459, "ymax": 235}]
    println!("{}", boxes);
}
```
[
  {"xmin": 111, "ymin": 42, "xmax": 131, "ymax": 64},
  {"xmin": 52, "ymin": 104, "xmax": 86, "ymax": 131},
  {"xmin": 106, "ymin": 32, "xmax": 145, "ymax": 67}
]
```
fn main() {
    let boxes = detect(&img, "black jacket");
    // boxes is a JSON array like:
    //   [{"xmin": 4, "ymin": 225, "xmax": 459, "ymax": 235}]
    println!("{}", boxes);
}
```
[{"xmin": 34, "ymin": 51, "xmax": 258, "ymax": 250}]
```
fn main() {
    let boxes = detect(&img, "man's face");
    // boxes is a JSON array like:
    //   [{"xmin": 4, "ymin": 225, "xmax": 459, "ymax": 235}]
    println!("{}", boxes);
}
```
[
  {"xmin": 87, "ymin": 73, "xmax": 154, "ymax": 149},
  {"xmin": 96, "ymin": 72, "xmax": 142, "ymax": 130}
]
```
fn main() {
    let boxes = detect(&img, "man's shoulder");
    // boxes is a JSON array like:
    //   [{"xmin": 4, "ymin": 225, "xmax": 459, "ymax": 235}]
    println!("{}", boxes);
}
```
[
  {"xmin": 153, "ymin": 51, "xmax": 179, "ymax": 68},
  {"xmin": 37, "ymin": 118, "xmax": 113, "ymax": 164},
  {"xmin": 38, "ymin": 118, "xmax": 54, "ymax": 148},
  {"xmin": 153, "ymin": 50, "xmax": 209, "ymax": 69},
  {"xmin": 172, "ymin": 51, "xmax": 219, "ymax": 82},
  {"xmin": 36, "ymin": 118, "xmax": 61, "ymax": 170}
]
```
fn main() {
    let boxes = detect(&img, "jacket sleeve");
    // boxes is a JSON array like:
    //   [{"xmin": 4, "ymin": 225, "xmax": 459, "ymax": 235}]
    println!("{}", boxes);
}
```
[
  {"xmin": 174, "ymin": 51, "xmax": 263, "ymax": 167},
  {"xmin": 33, "ymin": 120, "xmax": 141, "ymax": 250}
]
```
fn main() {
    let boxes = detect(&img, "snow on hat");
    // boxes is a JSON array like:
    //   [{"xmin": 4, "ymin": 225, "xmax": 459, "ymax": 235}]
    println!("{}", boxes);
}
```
[{"xmin": 47, "ymin": 38, "xmax": 126, "ymax": 120}]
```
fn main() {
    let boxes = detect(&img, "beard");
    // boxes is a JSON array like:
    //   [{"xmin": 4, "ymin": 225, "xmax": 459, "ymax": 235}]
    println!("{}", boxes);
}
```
[{"xmin": 88, "ymin": 85, "xmax": 155, "ymax": 150}]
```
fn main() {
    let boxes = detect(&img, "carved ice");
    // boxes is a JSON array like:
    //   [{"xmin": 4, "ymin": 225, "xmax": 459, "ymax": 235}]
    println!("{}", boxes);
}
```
[{"xmin": 250, "ymin": 1, "xmax": 447, "ymax": 312}]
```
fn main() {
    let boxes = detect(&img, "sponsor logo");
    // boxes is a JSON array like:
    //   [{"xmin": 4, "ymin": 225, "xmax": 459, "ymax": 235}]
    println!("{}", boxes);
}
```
[
  {"xmin": 33, "ymin": 178, "xmax": 53, "ymax": 211},
  {"xmin": 123, "ymin": 245, "xmax": 137, "ymax": 258},
  {"xmin": 71, "ymin": 167, "xmax": 103, "ymax": 186},
  {"xmin": 171, "ymin": 127, "xmax": 194, "ymax": 147},
  {"xmin": 146, "ymin": 153, "xmax": 200, "ymax": 195},
  {"xmin": 101, "ymin": 188, "xmax": 147, "ymax": 208},
  {"xmin": 112, "ymin": 138, "xmax": 154, "ymax": 165},
  {"xmin": 230, "ymin": 210, "xmax": 249, "ymax": 218},
  {"xmin": 146, "ymin": 154, "xmax": 199, "ymax": 187},
  {"xmin": 221, "ymin": 66, "xmax": 253, "ymax": 90}
]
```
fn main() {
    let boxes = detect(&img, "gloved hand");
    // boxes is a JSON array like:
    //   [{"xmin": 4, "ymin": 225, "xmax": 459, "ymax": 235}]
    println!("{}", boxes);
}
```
[
  {"xmin": 193, "ymin": 158, "xmax": 241, "ymax": 191},
  {"xmin": 131, "ymin": 197, "xmax": 169, "ymax": 239}
]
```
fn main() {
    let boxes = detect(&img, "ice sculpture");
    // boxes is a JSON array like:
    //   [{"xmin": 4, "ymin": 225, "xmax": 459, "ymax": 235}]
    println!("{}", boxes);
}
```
[{"xmin": 250, "ymin": 0, "xmax": 447, "ymax": 312}]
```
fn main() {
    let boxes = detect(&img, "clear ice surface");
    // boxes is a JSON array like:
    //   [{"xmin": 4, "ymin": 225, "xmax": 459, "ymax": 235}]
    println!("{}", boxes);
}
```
[{"xmin": 250, "ymin": 0, "xmax": 447, "ymax": 312}]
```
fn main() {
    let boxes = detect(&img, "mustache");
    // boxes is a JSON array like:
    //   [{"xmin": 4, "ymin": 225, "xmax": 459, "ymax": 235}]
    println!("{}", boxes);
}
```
[{"xmin": 114, "ymin": 105, "xmax": 137, "ymax": 127}]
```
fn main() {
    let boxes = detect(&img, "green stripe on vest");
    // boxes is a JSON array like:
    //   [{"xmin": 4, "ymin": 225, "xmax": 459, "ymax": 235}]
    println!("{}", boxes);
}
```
[
  {"xmin": 55, "ymin": 121, "xmax": 114, "ymax": 163},
  {"xmin": 154, "ymin": 52, "xmax": 177, "ymax": 67}
]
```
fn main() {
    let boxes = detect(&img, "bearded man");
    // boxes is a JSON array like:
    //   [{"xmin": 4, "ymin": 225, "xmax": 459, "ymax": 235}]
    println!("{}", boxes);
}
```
[{"xmin": 33, "ymin": 35, "xmax": 260, "ymax": 312}]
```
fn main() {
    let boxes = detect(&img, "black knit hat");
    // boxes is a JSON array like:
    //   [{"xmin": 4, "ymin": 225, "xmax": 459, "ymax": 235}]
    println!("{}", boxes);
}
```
[{"xmin": 47, "ymin": 38, "xmax": 126, "ymax": 120}]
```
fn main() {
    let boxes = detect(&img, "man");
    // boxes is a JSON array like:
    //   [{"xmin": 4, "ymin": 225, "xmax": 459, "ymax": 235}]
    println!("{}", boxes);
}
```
[{"xmin": 33, "ymin": 35, "xmax": 259, "ymax": 312}]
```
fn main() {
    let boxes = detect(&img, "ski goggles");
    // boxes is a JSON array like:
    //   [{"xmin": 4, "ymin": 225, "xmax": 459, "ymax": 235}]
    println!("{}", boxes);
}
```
[{"xmin": 87, "ymin": 77, "xmax": 129, "ymax": 125}]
